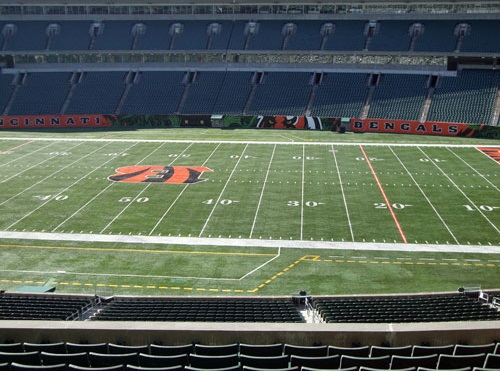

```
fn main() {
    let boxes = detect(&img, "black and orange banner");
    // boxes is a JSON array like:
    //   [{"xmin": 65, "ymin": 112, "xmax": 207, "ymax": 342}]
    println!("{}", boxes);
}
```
[
  {"xmin": 0, "ymin": 115, "xmax": 112, "ymax": 129},
  {"xmin": 0, "ymin": 114, "xmax": 499, "ymax": 139},
  {"xmin": 350, "ymin": 118, "xmax": 470, "ymax": 136},
  {"xmin": 349, "ymin": 118, "xmax": 500, "ymax": 139}
]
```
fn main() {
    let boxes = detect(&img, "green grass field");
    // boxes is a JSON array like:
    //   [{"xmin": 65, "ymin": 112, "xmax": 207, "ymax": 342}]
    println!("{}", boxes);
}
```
[{"xmin": 0, "ymin": 129, "xmax": 498, "ymax": 296}]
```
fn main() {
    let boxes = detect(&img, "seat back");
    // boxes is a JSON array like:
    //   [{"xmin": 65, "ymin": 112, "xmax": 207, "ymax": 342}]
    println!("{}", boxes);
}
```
[
  {"xmin": 193, "ymin": 343, "xmax": 239, "ymax": 356},
  {"xmin": 188, "ymin": 353, "xmax": 240, "ymax": 369},
  {"xmin": 138, "ymin": 353, "xmax": 189, "ymax": 367},
  {"xmin": 284, "ymin": 344, "xmax": 329, "ymax": 357},
  {"xmin": 437, "ymin": 353, "xmax": 486, "ymax": 369},
  {"xmin": 150, "ymin": 344, "xmax": 193, "ymax": 356},
  {"xmin": 340, "ymin": 355, "xmax": 391, "ymax": 369},
  {"xmin": 239, "ymin": 343, "xmax": 283, "ymax": 357},
  {"xmin": 390, "ymin": 353, "xmax": 439, "ymax": 369}
]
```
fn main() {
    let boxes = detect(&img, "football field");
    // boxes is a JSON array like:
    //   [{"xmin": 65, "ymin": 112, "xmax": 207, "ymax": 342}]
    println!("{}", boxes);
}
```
[{"xmin": 0, "ymin": 130, "xmax": 498, "ymax": 296}]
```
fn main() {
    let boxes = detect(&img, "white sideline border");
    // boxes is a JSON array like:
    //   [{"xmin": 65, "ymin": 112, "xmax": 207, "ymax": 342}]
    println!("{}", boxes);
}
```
[{"xmin": 0, "ymin": 231, "xmax": 498, "ymax": 254}]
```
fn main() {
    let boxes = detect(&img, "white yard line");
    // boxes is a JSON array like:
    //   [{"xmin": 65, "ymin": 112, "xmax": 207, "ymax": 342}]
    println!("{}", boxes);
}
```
[
  {"xmin": 331, "ymin": 145, "xmax": 354, "ymax": 242},
  {"xmin": 198, "ymin": 143, "xmax": 249, "ymax": 237},
  {"xmin": 149, "ymin": 143, "xmax": 221, "ymax": 236},
  {"xmin": 249, "ymin": 144, "xmax": 276, "ymax": 238},
  {"xmin": 447, "ymin": 147, "xmax": 500, "ymax": 193},
  {"xmin": 418, "ymin": 147, "xmax": 500, "ymax": 235},
  {"xmin": 0, "ymin": 231, "xmax": 497, "ymax": 254},
  {"xmin": 390, "ymin": 146, "xmax": 459, "ymax": 244},
  {"xmin": 300, "ymin": 144, "xmax": 305, "ymax": 241}
]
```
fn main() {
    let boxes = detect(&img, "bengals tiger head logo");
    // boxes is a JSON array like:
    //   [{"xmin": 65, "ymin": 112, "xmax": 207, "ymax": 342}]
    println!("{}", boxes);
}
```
[{"xmin": 109, "ymin": 165, "xmax": 212, "ymax": 184}]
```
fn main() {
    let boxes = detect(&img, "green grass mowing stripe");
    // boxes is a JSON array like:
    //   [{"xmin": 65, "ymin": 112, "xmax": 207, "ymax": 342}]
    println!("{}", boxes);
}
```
[
  {"xmin": 360, "ymin": 145, "xmax": 408, "ymax": 243},
  {"xmin": 301, "ymin": 144, "xmax": 353, "ymax": 242},
  {"xmin": 198, "ymin": 143, "xmax": 250, "ymax": 237},
  {"xmin": 331, "ymin": 145, "xmax": 355, "ymax": 242},
  {"xmin": 199, "ymin": 144, "xmax": 277, "ymax": 239},
  {"xmin": 389, "ymin": 146, "xmax": 459, "ymax": 244},
  {"xmin": 334, "ymin": 146, "xmax": 403, "ymax": 243},
  {"xmin": 243, "ymin": 144, "xmax": 304, "ymax": 240},
  {"xmin": 249, "ymin": 144, "xmax": 277, "ymax": 238},
  {"xmin": 149, "ymin": 143, "xmax": 247, "ymax": 238},
  {"xmin": 149, "ymin": 143, "xmax": 222, "ymax": 236}
]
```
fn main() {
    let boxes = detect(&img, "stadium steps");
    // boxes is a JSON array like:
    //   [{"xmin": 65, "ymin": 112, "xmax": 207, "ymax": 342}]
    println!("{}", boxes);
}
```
[
  {"xmin": 359, "ymin": 84, "xmax": 375, "ymax": 119},
  {"xmin": 490, "ymin": 81, "xmax": 500, "ymax": 125},
  {"xmin": 418, "ymin": 86, "xmax": 435, "ymax": 122}
]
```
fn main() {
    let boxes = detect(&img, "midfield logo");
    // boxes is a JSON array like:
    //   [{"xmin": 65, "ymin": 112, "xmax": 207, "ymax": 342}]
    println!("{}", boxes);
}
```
[{"xmin": 108, "ymin": 165, "xmax": 212, "ymax": 184}]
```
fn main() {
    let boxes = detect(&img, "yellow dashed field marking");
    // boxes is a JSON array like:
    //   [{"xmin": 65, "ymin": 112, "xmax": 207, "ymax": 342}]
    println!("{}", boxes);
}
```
[
  {"xmin": 306, "ymin": 258, "xmax": 500, "ymax": 269},
  {"xmin": 1, "ymin": 254, "xmax": 496, "ymax": 295}
]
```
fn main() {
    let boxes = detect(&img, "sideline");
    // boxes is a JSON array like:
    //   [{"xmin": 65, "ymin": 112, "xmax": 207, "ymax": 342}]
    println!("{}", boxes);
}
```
[
  {"xmin": 0, "ymin": 231, "xmax": 498, "ymax": 254},
  {"xmin": 1, "ymin": 136, "xmax": 499, "ymax": 148}
]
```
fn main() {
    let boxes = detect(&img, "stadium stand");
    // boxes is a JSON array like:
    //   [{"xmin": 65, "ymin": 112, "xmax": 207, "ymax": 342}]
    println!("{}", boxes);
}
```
[
  {"xmin": 367, "ymin": 73, "xmax": 428, "ymax": 121},
  {"xmin": 314, "ymin": 294, "xmax": 500, "ymax": 323},
  {"xmin": 91, "ymin": 298, "xmax": 305, "ymax": 323},
  {"xmin": 0, "ymin": 294, "xmax": 93, "ymax": 320},
  {"xmin": 426, "ymin": 69, "xmax": 500, "ymax": 125},
  {"xmin": 1, "ymin": 338, "xmax": 500, "ymax": 369},
  {"xmin": 119, "ymin": 71, "xmax": 185, "ymax": 115}
]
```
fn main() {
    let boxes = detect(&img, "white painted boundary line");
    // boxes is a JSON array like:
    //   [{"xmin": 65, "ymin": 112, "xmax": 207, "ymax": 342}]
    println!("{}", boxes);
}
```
[
  {"xmin": 300, "ymin": 144, "xmax": 305, "ymax": 241},
  {"xmin": 389, "ymin": 146, "xmax": 459, "ymax": 244},
  {"xmin": 0, "ymin": 231, "xmax": 497, "ymax": 254},
  {"xmin": 249, "ymin": 144, "xmax": 276, "ymax": 239},
  {"xmin": 198, "ymin": 143, "xmax": 249, "ymax": 237},
  {"xmin": 331, "ymin": 145, "xmax": 354, "ymax": 242},
  {"xmin": 1, "ymin": 136, "xmax": 499, "ymax": 148},
  {"xmin": 239, "ymin": 246, "xmax": 281, "ymax": 280},
  {"xmin": 418, "ymin": 147, "xmax": 500, "ymax": 234}
]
